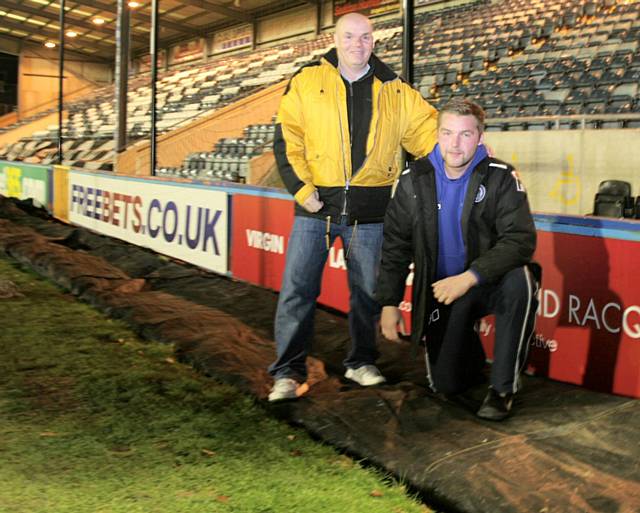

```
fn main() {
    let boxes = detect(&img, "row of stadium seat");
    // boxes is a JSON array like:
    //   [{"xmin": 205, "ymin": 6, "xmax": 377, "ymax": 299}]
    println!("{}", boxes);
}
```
[
  {"xmin": 0, "ymin": 32, "xmax": 337, "ymax": 170},
  {"xmin": 157, "ymin": 123, "xmax": 276, "ymax": 182},
  {"xmin": 0, "ymin": 0, "xmax": 639, "ymax": 179},
  {"xmin": 415, "ymin": 0, "xmax": 640, "ymax": 129}
]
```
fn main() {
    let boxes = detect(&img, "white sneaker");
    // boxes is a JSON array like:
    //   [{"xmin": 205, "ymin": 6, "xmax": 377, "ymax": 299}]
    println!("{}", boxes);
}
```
[
  {"xmin": 268, "ymin": 378, "xmax": 301, "ymax": 402},
  {"xmin": 344, "ymin": 365, "xmax": 386, "ymax": 386}
]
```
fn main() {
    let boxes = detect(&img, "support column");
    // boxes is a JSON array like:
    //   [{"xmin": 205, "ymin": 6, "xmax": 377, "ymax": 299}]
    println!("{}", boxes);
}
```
[
  {"xmin": 150, "ymin": 0, "xmax": 159, "ymax": 176},
  {"xmin": 114, "ymin": 0, "xmax": 130, "ymax": 161},
  {"xmin": 57, "ymin": 0, "xmax": 65, "ymax": 164}
]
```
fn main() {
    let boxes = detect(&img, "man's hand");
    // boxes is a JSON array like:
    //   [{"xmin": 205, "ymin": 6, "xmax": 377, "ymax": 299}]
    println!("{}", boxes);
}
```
[
  {"xmin": 380, "ymin": 305, "xmax": 407, "ymax": 342},
  {"xmin": 302, "ymin": 190, "xmax": 323, "ymax": 213},
  {"xmin": 432, "ymin": 270, "xmax": 478, "ymax": 305}
]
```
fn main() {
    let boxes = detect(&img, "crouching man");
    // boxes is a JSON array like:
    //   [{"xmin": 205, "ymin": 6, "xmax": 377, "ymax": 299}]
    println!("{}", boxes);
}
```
[{"xmin": 376, "ymin": 98, "xmax": 540, "ymax": 421}]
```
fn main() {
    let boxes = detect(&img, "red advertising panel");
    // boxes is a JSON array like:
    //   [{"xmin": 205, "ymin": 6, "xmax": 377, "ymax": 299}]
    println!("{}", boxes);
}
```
[
  {"xmin": 137, "ymin": 50, "xmax": 167, "ymax": 73},
  {"xmin": 230, "ymin": 193, "xmax": 350, "ymax": 313},
  {"xmin": 171, "ymin": 39, "xmax": 204, "ymax": 65},
  {"xmin": 480, "ymin": 230, "xmax": 640, "ymax": 398},
  {"xmin": 232, "ymin": 193, "xmax": 640, "ymax": 398},
  {"xmin": 334, "ymin": 0, "xmax": 399, "ymax": 19},
  {"xmin": 231, "ymin": 194, "xmax": 292, "ymax": 291}
]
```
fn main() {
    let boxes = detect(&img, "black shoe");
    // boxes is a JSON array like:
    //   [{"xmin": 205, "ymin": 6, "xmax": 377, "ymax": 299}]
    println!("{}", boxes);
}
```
[{"xmin": 476, "ymin": 387, "xmax": 513, "ymax": 421}]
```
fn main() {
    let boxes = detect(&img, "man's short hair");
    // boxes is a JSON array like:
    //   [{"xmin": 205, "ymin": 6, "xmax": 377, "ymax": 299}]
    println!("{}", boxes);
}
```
[{"xmin": 438, "ymin": 98, "xmax": 486, "ymax": 132}]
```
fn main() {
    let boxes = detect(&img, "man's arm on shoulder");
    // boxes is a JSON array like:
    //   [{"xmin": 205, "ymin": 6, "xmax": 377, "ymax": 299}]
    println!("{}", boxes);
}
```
[
  {"xmin": 399, "ymin": 84, "xmax": 438, "ymax": 158},
  {"xmin": 273, "ymin": 73, "xmax": 317, "ymax": 207}
]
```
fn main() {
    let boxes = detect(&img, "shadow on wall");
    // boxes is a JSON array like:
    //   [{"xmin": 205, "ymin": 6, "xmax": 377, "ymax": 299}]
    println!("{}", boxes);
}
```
[{"xmin": 530, "ymin": 220, "xmax": 623, "ymax": 393}]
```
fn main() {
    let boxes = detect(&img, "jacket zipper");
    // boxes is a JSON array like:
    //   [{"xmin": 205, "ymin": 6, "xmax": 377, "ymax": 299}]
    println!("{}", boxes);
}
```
[
  {"xmin": 348, "ymin": 81, "xmax": 354, "ymax": 152},
  {"xmin": 337, "ymin": 74, "xmax": 389, "ymax": 217},
  {"xmin": 336, "ymin": 80, "xmax": 350, "ymax": 216}
]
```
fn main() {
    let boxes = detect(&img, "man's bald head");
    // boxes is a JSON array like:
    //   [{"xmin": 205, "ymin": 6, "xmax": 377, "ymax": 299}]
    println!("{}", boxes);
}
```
[
  {"xmin": 334, "ymin": 12, "xmax": 374, "ymax": 79},
  {"xmin": 335, "ymin": 12, "xmax": 373, "ymax": 35}
]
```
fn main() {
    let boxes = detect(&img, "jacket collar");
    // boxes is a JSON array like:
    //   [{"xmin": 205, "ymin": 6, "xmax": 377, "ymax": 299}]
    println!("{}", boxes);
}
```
[
  {"xmin": 322, "ymin": 48, "xmax": 398, "ymax": 83},
  {"xmin": 415, "ymin": 155, "xmax": 491, "ymax": 177}
]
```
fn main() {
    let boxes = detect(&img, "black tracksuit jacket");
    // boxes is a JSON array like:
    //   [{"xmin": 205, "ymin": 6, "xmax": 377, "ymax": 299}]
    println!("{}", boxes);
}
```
[{"xmin": 376, "ymin": 155, "xmax": 538, "ymax": 348}]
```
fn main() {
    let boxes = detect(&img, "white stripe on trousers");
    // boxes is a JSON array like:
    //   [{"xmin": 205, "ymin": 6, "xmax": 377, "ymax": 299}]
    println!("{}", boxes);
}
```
[{"xmin": 511, "ymin": 265, "xmax": 538, "ymax": 394}]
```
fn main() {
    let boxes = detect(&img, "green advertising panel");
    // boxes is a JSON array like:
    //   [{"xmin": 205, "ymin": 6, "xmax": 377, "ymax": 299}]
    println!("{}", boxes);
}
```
[{"xmin": 0, "ymin": 160, "xmax": 49, "ymax": 207}]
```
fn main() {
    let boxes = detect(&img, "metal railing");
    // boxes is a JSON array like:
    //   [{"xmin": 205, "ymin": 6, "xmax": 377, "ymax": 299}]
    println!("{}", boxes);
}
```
[{"xmin": 486, "ymin": 112, "xmax": 640, "ymax": 129}]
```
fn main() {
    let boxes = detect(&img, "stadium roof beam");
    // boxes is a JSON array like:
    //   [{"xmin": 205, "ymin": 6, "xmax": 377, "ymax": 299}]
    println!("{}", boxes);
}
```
[
  {"xmin": 189, "ymin": 0, "xmax": 253, "ymax": 23},
  {"xmin": 0, "ymin": 17, "xmax": 115, "ymax": 54},
  {"xmin": 0, "ymin": 0, "xmax": 309, "ymax": 60},
  {"xmin": 66, "ymin": 0, "xmax": 196, "ymax": 34},
  {"xmin": 0, "ymin": 0, "xmax": 148, "ymax": 44},
  {"xmin": 0, "ymin": 32, "xmax": 111, "ymax": 63}
]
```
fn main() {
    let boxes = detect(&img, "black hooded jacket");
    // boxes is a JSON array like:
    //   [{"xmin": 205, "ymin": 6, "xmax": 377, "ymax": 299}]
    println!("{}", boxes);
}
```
[{"xmin": 376, "ymin": 155, "xmax": 537, "ymax": 346}]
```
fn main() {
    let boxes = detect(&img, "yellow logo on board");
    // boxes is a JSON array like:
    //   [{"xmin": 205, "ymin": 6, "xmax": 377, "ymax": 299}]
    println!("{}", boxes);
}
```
[
  {"xmin": 6, "ymin": 167, "xmax": 22, "ymax": 198},
  {"xmin": 549, "ymin": 155, "xmax": 581, "ymax": 206}
]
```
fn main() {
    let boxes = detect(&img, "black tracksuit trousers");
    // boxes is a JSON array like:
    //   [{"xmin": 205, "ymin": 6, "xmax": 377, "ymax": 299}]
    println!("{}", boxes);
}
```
[{"xmin": 425, "ymin": 266, "xmax": 539, "ymax": 396}]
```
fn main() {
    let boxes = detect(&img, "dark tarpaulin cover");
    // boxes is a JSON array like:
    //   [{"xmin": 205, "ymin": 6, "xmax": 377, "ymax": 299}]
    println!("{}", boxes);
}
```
[{"xmin": 1, "ymin": 196, "xmax": 639, "ymax": 513}]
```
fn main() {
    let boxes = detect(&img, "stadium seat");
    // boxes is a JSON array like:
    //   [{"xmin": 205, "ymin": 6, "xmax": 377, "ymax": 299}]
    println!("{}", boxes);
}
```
[
  {"xmin": 593, "ymin": 180, "xmax": 634, "ymax": 218},
  {"xmin": 593, "ymin": 197, "xmax": 627, "ymax": 218}
]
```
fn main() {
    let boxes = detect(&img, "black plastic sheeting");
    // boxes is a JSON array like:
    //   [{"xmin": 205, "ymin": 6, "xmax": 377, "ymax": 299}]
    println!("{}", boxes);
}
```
[{"xmin": 1, "ymin": 196, "xmax": 639, "ymax": 513}]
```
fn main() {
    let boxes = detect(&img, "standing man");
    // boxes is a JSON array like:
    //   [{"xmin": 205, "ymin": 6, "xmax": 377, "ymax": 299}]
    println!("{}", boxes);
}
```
[
  {"xmin": 377, "ymin": 99, "xmax": 540, "ymax": 420},
  {"xmin": 268, "ymin": 12, "xmax": 438, "ymax": 402}
]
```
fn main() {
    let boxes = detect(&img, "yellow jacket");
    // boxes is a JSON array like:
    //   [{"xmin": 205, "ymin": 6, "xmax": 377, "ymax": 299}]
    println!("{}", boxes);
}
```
[{"xmin": 274, "ymin": 49, "xmax": 438, "ymax": 224}]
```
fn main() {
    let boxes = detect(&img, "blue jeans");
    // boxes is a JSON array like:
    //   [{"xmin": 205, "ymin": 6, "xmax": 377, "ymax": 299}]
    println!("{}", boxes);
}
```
[{"xmin": 269, "ymin": 215, "xmax": 384, "ymax": 381}]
